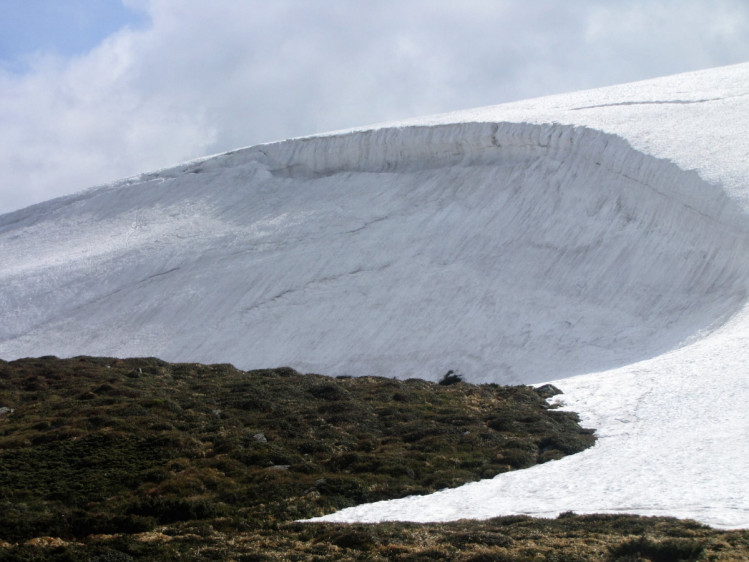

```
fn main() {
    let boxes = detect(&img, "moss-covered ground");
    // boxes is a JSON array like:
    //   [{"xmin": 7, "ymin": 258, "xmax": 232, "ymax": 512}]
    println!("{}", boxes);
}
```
[{"xmin": 0, "ymin": 356, "xmax": 745, "ymax": 560}]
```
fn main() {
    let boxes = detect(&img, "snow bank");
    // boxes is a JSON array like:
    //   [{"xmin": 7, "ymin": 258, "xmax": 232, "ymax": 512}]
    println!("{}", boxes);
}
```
[{"xmin": 2, "ymin": 122, "xmax": 747, "ymax": 385}]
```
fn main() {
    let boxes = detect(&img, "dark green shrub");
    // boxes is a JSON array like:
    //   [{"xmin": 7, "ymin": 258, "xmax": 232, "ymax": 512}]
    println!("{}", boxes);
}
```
[
  {"xmin": 127, "ymin": 497, "xmax": 225, "ymax": 523},
  {"xmin": 89, "ymin": 550, "xmax": 136, "ymax": 562},
  {"xmin": 487, "ymin": 413, "xmax": 516, "ymax": 431},
  {"xmin": 498, "ymin": 440, "xmax": 537, "ymax": 468},
  {"xmin": 308, "ymin": 383, "xmax": 348, "ymax": 401},
  {"xmin": 610, "ymin": 536, "xmax": 706, "ymax": 561},
  {"xmin": 327, "ymin": 528, "xmax": 378, "ymax": 550},
  {"xmin": 445, "ymin": 531, "xmax": 513, "ymax": 547},
  {"xmin": 538, "ymin": 434, "xmax": 592, "ymax": 456}
]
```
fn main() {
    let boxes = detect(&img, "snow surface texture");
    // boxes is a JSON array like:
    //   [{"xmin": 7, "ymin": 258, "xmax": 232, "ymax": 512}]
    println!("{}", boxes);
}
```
[{"xmin": 1, "ymin": 62, "xmax": 749, "ymax": 528}]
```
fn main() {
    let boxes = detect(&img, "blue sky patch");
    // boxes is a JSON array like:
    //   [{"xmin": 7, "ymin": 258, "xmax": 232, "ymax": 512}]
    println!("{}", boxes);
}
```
[{"xmin": 0, "ymin": 0, "xmax": 147, "ymax": 72}]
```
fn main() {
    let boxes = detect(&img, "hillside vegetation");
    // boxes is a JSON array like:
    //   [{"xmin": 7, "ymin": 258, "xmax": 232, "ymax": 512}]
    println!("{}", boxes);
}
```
[{"xmin": 0, "ymin": 356, "xmax": 745, "ymax": 560}]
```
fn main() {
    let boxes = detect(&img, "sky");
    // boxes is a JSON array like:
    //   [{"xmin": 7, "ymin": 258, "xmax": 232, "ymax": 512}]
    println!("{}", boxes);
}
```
[{"xmin": 1, "ymin": 0, "xmax": 748, "ymax": 215}]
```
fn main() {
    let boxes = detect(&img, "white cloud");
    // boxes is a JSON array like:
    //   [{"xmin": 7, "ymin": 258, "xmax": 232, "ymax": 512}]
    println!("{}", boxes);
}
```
[{"xmin": 1, "ymin": 0, "xmax": 748, "ymax": 214}]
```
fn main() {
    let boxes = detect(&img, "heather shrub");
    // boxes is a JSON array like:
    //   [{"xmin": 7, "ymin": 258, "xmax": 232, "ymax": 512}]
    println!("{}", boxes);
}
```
[{"xmin": 0, "ymin": 356, "xmax": 597, "ymax": 545}]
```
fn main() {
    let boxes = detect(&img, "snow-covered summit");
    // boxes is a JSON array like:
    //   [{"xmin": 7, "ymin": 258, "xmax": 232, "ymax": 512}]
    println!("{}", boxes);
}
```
[{"xmin": 1, "ymin": 62, "xmax": 749, "ymax": 528}]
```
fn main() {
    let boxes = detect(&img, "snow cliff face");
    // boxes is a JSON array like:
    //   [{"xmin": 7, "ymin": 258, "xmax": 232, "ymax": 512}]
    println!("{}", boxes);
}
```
[
  {"xmin": 1, "ymin": 122, "xmax": 748, "ymax": 383},
  {"xmin": 2, "ymin": 62, "xmax": 749, "ymax": 528}
]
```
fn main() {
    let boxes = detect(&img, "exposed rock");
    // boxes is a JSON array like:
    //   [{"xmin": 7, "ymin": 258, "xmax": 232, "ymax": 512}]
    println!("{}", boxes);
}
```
[{"xmin": 534, "ymin": 384, "xmax": 563, "ymax": 399}]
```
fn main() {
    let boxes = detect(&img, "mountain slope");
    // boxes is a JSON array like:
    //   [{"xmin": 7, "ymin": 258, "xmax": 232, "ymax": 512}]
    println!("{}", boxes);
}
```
[{"xmin": 1, "ymin": 62, "xmax": 748, "ymax": 528}]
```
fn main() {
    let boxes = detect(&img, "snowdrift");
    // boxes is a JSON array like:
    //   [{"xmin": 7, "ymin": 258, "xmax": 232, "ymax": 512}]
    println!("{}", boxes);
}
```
[
  {"xmin": 1, "ymin": 122, "xmax": 747, "ymax": 384},
  {"xmin": 1, "ymin": 62, "xmax": 748, "ymax": 528}
]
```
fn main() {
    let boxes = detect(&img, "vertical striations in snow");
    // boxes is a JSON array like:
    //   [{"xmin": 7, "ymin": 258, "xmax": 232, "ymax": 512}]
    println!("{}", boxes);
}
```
[{"xmin": 1, "ymin": 122, "xmax": 748, "ymax": 385}]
